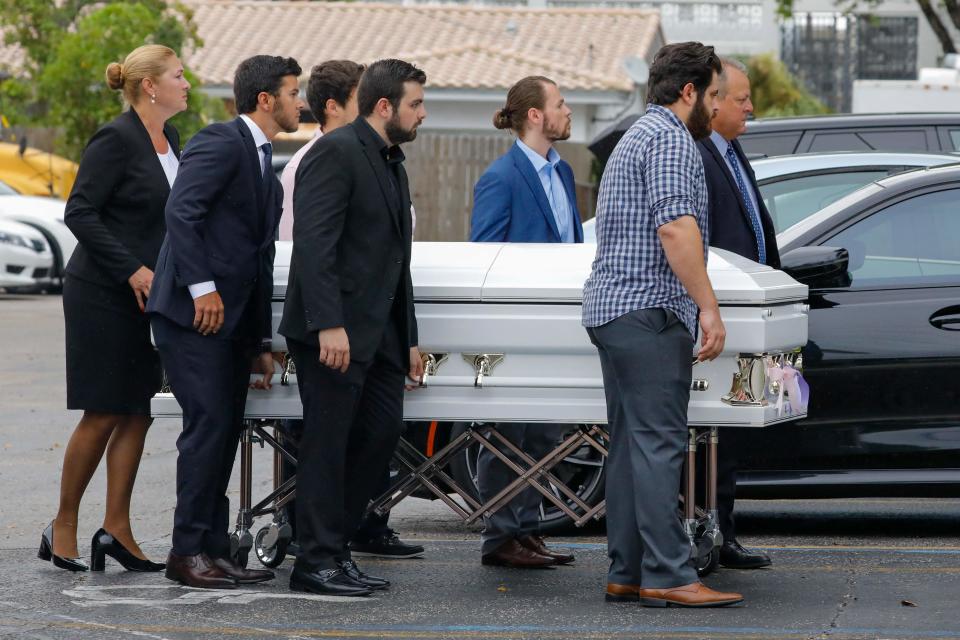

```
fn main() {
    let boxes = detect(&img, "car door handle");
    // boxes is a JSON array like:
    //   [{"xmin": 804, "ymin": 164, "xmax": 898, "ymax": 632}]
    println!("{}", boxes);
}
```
[{"xmin": 929, "ymin": 306, "xmax": 960, "ymax": 331}]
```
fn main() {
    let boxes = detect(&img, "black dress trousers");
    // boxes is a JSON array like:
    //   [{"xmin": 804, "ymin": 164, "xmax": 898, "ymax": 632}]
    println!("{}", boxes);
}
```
[{"xmin": 289, "ymin": 316, "xmax": 406, "ymax": 571}]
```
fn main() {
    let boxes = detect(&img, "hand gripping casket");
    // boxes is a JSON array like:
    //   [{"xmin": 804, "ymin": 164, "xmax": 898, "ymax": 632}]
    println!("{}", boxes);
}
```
[{"xmin": 153, "ymin": 241, "xmax": 808, "ymax": 427}]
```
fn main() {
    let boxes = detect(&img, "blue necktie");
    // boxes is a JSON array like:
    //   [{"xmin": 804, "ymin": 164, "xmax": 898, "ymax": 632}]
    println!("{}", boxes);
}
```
[
  {"xmin": 725, "ymin": 144, "xmax": 766, "ymax": 264},
  {"xmin": 260, "ymin": 142, "xmax": 272, "ymax": 178},
  {"xmin": 544, "ymin": 164, "xmax": 572, "ymax": 243}
]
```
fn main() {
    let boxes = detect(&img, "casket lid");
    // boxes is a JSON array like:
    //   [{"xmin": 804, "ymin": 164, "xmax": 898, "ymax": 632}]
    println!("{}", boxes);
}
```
[{"xmin": 273, "ymin": 242, "xmax": 808, "ymax": 305}]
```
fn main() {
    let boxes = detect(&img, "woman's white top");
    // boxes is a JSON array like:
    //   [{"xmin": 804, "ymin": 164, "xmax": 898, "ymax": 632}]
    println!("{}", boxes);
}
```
[{"xmin": 157, "ymin": 147, "xmax": 179, "ymax": 188}]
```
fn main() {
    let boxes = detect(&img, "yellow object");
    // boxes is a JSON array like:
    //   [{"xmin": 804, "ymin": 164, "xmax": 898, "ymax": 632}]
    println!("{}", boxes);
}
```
[{"xmin": 0, "ymin": 142, "xmax": 79, "ymax": 199}]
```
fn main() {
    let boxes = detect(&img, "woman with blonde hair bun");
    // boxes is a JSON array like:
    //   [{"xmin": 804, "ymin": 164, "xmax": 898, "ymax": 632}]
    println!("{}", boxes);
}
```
[{"xmin": 39, "ymin": 44, "xmax": 190, "ymax": 573}]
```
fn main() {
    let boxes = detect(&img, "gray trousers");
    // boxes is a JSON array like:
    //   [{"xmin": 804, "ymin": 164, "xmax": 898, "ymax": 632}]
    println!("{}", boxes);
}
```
[
  {"xmin": 477, "ymin": 422, "xmax": 563, "ymax": 555},
  {"xmin": 587, "ymin": 308, "xmax": 699, "ymax": 589}
]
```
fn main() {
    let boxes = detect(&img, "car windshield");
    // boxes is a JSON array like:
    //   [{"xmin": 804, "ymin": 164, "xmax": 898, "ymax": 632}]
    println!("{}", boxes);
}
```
[{"xmin": 759, "ymin": 170, "xmax": 889, "ymax": 233}]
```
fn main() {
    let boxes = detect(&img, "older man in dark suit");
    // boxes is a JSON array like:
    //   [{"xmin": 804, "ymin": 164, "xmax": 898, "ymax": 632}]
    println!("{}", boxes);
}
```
[
  {"xmin": 148, "ymin": 55, "xmax": 303, "ymax": 588},
  {"xmin": 280, "ymin": 59, "xmax": 426, "ymax": 597},
  {"xmin": 696, "ymin": 57, "xmax": 780, "ymax": 570}
]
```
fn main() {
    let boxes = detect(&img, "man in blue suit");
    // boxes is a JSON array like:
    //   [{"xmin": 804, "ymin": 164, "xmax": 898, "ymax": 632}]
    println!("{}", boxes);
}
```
[
  {"xmin": 470, "ymin": 76, "xmax": 582, "ymax": 568},
  {"xmin": 147, "ymin": 55, "xmax": 303, "ymax": 589}
]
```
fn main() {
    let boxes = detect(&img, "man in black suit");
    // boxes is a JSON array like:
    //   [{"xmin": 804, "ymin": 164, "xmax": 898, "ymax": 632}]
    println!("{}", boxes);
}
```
[
  {"xmin": 697, "ymin": 57, "xmax": 780, "ymax": 570},
  {"xmin": 280, "ymin": 59, "xmax": 426, "ymax": 597},
  {"xmin": 147, "ymin": 55, "xmax": 303, "ymax": 588}
]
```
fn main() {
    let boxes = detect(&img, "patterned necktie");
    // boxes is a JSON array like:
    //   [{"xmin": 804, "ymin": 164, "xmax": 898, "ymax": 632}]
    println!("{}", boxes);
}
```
[
  {"xmin": 725, "ymin": 144, "xmax": 766, "ymax": 264},
  {"xmin": 260, "ymin": 142, "xmax": 272, "ymax": 179}
]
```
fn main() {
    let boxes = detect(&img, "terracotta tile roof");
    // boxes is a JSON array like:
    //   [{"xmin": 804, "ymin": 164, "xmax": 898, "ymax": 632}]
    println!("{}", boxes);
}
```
[{"xmin": 183, "ymin": 1, "xmax": 662, "ymax": 92}]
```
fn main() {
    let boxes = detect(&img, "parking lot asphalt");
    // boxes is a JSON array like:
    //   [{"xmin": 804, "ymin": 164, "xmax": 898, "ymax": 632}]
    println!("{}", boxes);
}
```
[{"xmin": 2, "ymin": 294, "xmax": 960, "ymax": 640}]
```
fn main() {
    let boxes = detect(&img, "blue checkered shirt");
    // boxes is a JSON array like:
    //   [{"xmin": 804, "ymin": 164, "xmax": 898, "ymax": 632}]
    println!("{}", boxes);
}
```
[{"xmin": 581, "ymin": 104, "xmax": 709, "ymax": 337}]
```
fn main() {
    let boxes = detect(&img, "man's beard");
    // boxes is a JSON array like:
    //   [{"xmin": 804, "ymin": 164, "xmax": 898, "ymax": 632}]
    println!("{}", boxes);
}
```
[
  {"xmin": 273, "ymin": 105, "xmax": 300, "ymax": 134},
  {"xmin": 385, "ymin": 113, "xmax": 419, "ymax": 144},
  {"xmin": 544, "ymin": 114, "xmax": 571, "ymax": 142},
  {"xmin": 686, "ymin": 94, "xmax": 713, "ymax": 140}
]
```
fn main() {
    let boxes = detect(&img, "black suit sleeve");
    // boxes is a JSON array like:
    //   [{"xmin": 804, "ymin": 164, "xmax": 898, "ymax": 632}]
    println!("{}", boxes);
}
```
[
  {"xmin": 164, "ymin": 126, "xmax": 238, "ymax": 287},
  {"xmin": 292, "ymin": 139, "xmax": 353, "ymax": 332},
  {"xmin": 63, "ymin": 125, "xmax": 143, "ymax": 283},
  {"xmin": 407, "ymin": 269, "xmax": 418, "ymax": 347}
]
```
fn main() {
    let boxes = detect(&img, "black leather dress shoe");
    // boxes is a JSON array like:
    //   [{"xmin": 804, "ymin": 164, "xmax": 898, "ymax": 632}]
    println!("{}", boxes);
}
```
[
  {"xmin": 339, "ymin": 559, "xmax": 390, "ymax": 590},
  {"xmin": 719, "ymin": 540, "xmax": 772, "ymax": 569},
  {"xmin": 290, "ymin": 567, "xmax": 373, "ymax": 597},
  {"xmin": 165, "ymin": 552, "xmax": 237, "ymax": 589},
  {"xmin": 211, "ymin": 557, "xmax": 275, "ymax": 584}
]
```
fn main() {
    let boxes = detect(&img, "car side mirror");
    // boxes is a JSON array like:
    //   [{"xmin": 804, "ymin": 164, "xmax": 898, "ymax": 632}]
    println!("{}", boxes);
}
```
[{"xmin": 781, "ymin": 246, "xmax": 850, "ymax": 289}]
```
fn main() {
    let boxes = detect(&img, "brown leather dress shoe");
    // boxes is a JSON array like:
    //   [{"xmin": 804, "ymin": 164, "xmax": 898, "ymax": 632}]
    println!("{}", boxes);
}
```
[
  {"xmin": 211, "ymin": 557, "xmax": 275, "ymax": 584},
  {"xmin": 518, "ymin": 535, "xmax": 575, "ymax": 565},
  {"xmin": 165, "ymin": 552, "xmax": 237, "ymax": 589},
  {"xmin": 605, "ymin": 583, "xmax": 641, "ymax": 602},
  {"xmin": 481, "ymin": 539, "xmax": 556, "ymax": 568},
  {"xmin": 639, "ymin": 582, "xmax": 743, "ymax": 608}
]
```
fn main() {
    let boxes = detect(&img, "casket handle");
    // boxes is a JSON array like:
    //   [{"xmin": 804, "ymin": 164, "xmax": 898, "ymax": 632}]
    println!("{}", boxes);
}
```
[
  {"xmin": 418, "ymin": 352, "xmax": 449, "ymax": 387},
  {"xmin": 462, "ymin": 353, "xmax": 505, "ymax": 388}
]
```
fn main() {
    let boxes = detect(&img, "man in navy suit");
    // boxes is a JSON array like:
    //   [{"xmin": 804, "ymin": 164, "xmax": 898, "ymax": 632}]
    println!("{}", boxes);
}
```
[
  {"xmin": 697, "ymin": 58, "xmax": 779, "ymax": 570},
  {"xmin": 147, "ymin": 55, "xmax": 304, "ymax": 588},
  {"xmin": 470, "ymin": 76, "xmax": 582, "ymax": 568}
]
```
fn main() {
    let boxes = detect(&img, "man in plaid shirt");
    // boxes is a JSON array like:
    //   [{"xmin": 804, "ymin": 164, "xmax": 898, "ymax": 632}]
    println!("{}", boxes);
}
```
[{"xmin": 583, "ymin": 42, "xmax": 742, "ymax": 608}]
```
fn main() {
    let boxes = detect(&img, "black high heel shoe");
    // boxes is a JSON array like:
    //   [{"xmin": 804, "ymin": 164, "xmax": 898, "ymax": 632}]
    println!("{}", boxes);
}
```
[
  {"xmin": 38, "ymin": 521, "xmax": 89, "ymax": 572},
  {"xmin": 90, "ymin": 528, "xmax": 165, "ymax": 572}
]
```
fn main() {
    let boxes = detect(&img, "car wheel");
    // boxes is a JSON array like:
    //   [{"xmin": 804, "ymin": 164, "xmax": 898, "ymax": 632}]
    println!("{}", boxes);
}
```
[{"xmin": 447, "ymin": 422, "xmax": 607, "ymax": 534}]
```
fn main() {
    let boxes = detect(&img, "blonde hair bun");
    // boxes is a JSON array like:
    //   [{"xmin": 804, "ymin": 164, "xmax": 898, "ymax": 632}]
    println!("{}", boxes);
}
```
[{"xmin": 105, "ymin": 62, "xmax": 124, "ymax": 91}]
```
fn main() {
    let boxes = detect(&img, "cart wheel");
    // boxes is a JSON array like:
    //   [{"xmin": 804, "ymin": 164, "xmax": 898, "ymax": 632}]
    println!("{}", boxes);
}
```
[
  {"xmin": 696, "ymin": 547, "xmax": 720, "ymax": 577},
  {"xmin": 229, "ymin": 530, "xmax": 252, "ymax": 569},
  {"xmin": 255, "ymin": 525, "xmax": 289, "ymax": 568}
]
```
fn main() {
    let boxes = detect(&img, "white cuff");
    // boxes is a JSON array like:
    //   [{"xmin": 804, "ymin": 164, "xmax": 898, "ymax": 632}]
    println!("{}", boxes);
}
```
[{"xmin": 188, "ymin": 281, "xmax": 217, "ymax": 299}]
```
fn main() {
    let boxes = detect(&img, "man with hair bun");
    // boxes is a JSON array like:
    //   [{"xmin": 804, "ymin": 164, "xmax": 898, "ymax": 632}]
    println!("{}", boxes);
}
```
[{"xmin": 469, "ymin": 75, "xmax": 583, "ymax": 569}]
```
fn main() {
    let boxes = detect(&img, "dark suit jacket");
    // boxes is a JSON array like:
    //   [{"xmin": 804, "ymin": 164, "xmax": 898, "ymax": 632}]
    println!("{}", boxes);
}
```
[
  {"xmin": 471, "ymin": 143, "xmax": 583, "ymax": 243},
  {"xmin": 697, "ymin": 137, "xmax": 780, "ymax": 269},
  {"xmin": 279, "ymin": 118, "xmax": 418, "ymax": 364},
  {"xmin": 146, "ymin": 117, "xmax": 281, "ymax": 343},
  {"xmin": 64, "ymin": 108, "xmax": 180, "ymax": 285}
]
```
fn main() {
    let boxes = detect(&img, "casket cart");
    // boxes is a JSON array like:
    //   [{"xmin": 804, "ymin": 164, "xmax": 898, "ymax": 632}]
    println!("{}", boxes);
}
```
[{"xmin": 152, "ymin": 241, "xmax": 809, "ymax": 575}]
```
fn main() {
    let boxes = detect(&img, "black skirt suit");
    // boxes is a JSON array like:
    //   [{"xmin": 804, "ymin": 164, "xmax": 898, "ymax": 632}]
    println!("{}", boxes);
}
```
[{"xmin": 62, "ymin": 108, "xmax": 180, "ymax": 414}]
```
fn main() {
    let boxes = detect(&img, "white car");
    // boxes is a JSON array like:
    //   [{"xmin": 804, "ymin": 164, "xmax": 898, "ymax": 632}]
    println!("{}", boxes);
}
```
[
  {"xmin": 583, "ymin": 151, "xmax": 960, "ymax": 241},
  {"xmin": 0, "ymin": 195, "xmax": 75, "ymax": 286},
  {"xmin": 0, "ymin": 218, "xmax": 54, "ymax": 291}
]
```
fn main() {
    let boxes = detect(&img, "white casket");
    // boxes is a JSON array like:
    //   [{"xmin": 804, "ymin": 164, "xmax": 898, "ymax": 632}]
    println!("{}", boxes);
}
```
[{"xmin": 153, "ymin": 242, "xmax": 809, "ymax": 428}]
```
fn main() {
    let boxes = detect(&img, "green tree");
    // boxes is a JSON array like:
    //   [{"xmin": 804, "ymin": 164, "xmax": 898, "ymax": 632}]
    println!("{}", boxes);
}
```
[
  {"xmin": 746, "ymin": 54, "xmax": 832, "ymax": 117},
  {"xmin": 0, "ymin": 0, "xmax": 224, "ymax": 159}
]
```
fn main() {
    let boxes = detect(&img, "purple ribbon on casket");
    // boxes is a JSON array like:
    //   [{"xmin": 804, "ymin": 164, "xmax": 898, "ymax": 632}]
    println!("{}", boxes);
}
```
[{"xmin": 766, "ymin": 360, "xmax": 810, "ymax": 417}]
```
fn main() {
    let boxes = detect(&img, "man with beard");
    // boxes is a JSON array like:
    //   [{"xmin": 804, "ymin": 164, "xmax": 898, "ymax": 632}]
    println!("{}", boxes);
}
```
[
  {"xmin": 469, "ymin": 76, "xmax": 583, "ymax": 568},
  {"xmin": 279, "ymin": 59, "xmax": 426, "ymax": 597},
  {"xmin": 696, "ymin": 58, "xmax": 778, "ymax": 571},
  {"xmin": 148, "ymin": 55, "xmax": 302, "ymax": 588},
  {"xmin": 582, "ymin": 42, "xmax": 744, "ymax": 607}
]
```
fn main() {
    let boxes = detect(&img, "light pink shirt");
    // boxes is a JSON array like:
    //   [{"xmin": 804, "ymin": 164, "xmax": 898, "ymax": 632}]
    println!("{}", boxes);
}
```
[{"xmin": 278, "ymin": 128, "xmax": 323, "ymax": 241}]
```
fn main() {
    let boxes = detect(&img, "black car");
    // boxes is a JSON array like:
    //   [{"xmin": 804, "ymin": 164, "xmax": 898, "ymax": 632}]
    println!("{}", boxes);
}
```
[
  {"xmin": 740, "ymin": 113, "xmax": 960, "ymax": 158},
  {"xmin": 739, "ymin": 164, "xmax": 960, "ymax": 497},
  {"xmin": 404, "ymin": 164, "xmax": 960, "ymax": 528}
]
